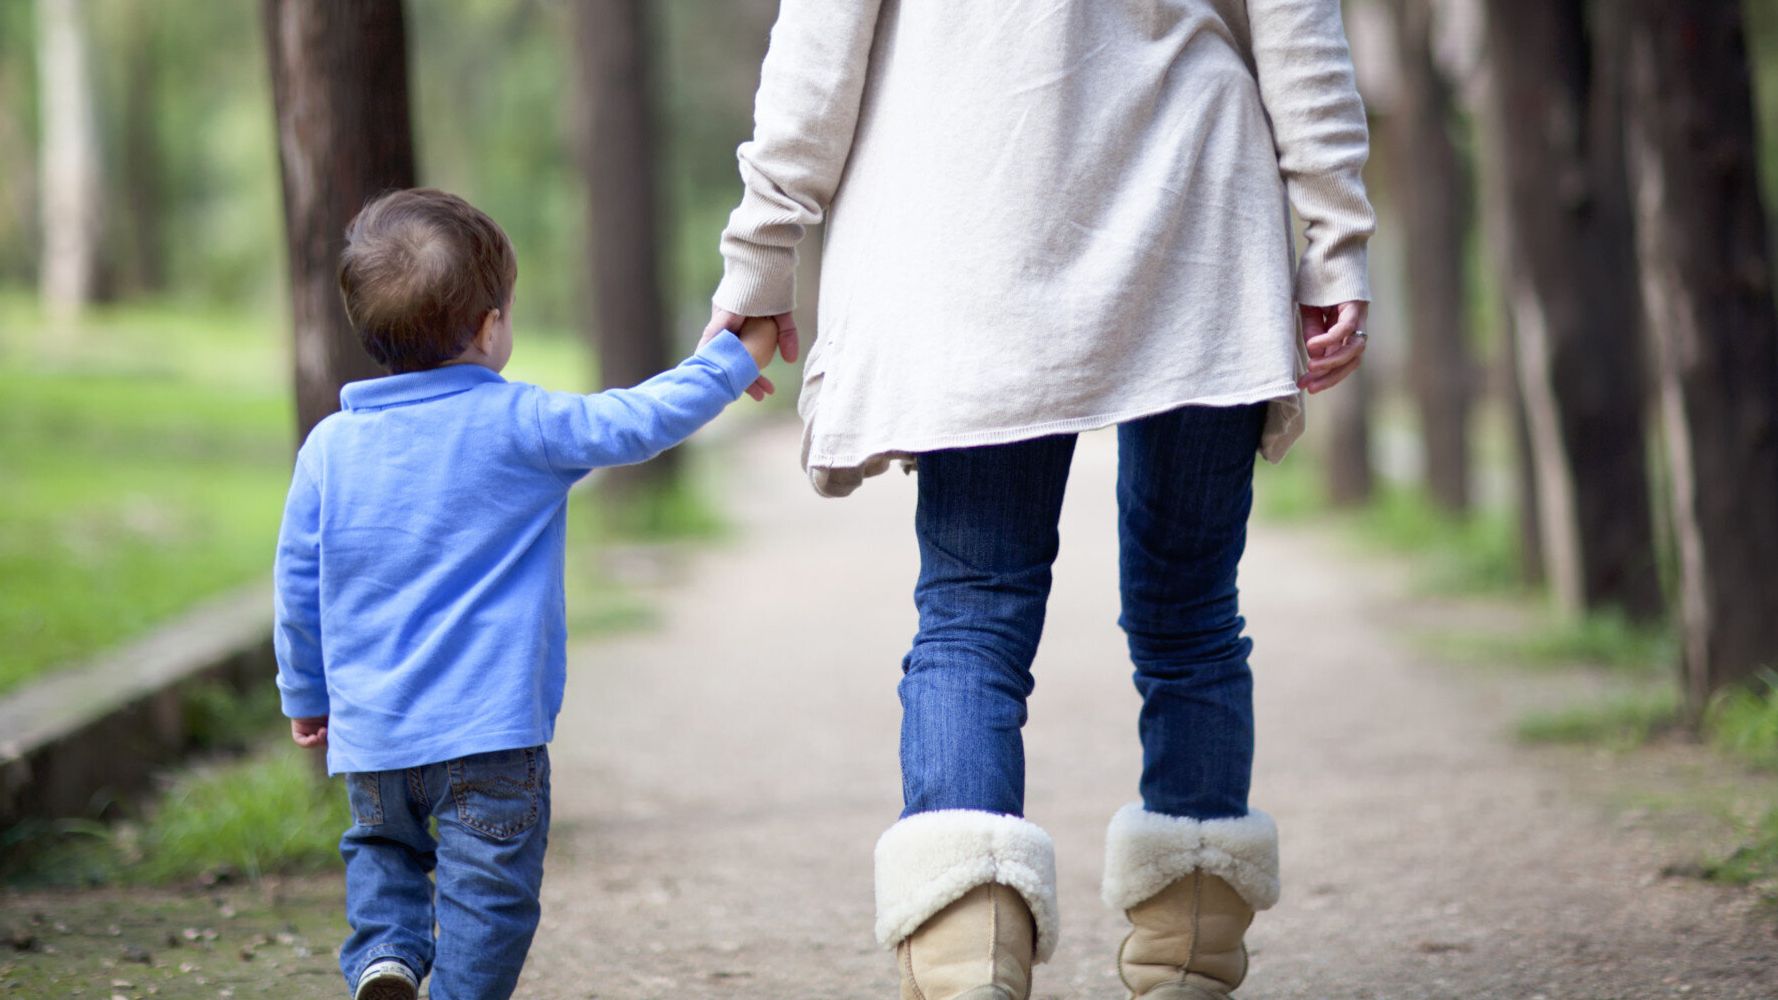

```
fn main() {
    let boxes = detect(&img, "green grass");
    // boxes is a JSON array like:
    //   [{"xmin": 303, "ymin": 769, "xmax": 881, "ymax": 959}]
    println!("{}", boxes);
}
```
[
  {"xmin": 0, "ymin": 368, "xmax": 292, "ymax": 693},
  {"xmin": 1253, "ymin": 452, "xmax": 1521, "ymax": 596},
  {"xmin": 0, "ymin": 291, "xmax": 595, "ymax": 693},
  {"xmin": 179, "ymin": 681, "xmax": 287, "ymax": 755},
  {"xmin": 579, "ymin": 466, "xmax": 729, "ymax": 543},
  {"xmin": 123, "ymin": 747, "xmax": 348, "ymax": 884},
  {"xmin": 1351, "ymin": 482, "xmax": 1521, "ymax": 595},
  {"xmin": 1436, "ymin": 611, "xmax": 1677, "ymax": 677},
  {"xmin": 1708, "ymin": 671, "xmax": 1778, "ymax": 772},
  {"xmin": 0, "ymin": 293, "xmax": 296, "ymax": 693},
  {"xmin": 1252, "ymin": 451, "xmax": 1324, "ymax": 521},
  {"xmin": 1516, "ymin": 689, "xmax": 1680, "ymax": 750},
  {"xmin": 1701, "ymin": 806, "xmax": 1778, "ymax": 895},
  {"xmin": 6, "ymin": 742, "xmax": 348, "ymax": 888}
]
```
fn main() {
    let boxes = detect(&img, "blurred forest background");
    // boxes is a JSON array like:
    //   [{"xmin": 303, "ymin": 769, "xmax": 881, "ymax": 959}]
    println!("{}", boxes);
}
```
[
  {"xmin": 0, "ymin": 0, "xmax": 785, "ymax": 699},
  {"xmin": 2, "ymin": 0, "xmax": 1778, "ymax": 895}
]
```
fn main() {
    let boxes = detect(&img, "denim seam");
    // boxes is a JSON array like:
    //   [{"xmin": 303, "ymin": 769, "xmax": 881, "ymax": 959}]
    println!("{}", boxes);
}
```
[{"xmin": 348, "ymin": 774, "xmax": 384, "ymax": 827}]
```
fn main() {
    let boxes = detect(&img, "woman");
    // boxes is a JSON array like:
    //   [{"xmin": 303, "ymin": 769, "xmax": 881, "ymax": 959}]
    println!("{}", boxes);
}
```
[{"xmin": 705, "ymin": 1, "xmax": 1375, "ymax": 996}]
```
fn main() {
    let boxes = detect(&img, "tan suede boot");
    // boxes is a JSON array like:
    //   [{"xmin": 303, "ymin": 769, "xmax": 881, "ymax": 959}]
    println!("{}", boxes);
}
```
[
  {"xmin": 898, "ymin": 883, "xmax": 1035, "ymax": 1000},
  {"xmin": 1101, "ymin": 805, "xmax": 1279, "ymax": 1000},
  {"xmin": 1116, "ymin": 871, "xmax": 1253, "ymax": 998}
]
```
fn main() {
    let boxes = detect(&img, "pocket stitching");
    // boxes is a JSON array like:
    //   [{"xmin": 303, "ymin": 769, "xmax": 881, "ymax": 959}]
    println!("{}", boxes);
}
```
[{"xmin": 447, "ymin": 748, "xmax": 539, "ymax": 840}]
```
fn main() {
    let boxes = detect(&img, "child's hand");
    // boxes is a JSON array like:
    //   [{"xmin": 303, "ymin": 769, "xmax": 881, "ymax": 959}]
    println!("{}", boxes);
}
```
[
  {"xmin": 291, "ymin": 716, "xmax": 328, "ymax": 750},
  {"xmin": 735, "ymin": 315, "xmax": 781, "ymax": 385}
]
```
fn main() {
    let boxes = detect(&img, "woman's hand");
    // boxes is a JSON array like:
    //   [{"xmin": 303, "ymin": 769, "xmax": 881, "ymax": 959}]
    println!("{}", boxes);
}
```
[
  {"xmin": 701, "ymin": 307, "xmax": 800, "ymax": 401},
  {"xmin": 1297, "ymin": 301, "xmax": 1368, "ymax": 394}
]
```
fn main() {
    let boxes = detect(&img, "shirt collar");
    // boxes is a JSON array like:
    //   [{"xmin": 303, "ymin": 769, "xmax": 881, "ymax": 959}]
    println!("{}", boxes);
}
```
[{"xmin": 339, "ymin": 364, "xmax": 506, "ymax": 411}]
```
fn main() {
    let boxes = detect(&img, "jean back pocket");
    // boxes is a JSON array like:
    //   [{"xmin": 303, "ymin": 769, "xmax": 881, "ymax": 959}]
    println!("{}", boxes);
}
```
[{"xmin": 446, "ymin": 747, "xmax": 543, "ymax": 840}]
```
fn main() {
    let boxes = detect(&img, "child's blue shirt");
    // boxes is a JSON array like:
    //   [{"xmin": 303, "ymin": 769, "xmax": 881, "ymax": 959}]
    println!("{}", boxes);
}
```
[{"xmin": 273, "ymin": 332, "xmax": 758, "ymax": 775}]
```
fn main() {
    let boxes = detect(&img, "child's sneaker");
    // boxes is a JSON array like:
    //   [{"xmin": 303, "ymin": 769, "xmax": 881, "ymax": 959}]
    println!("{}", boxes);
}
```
[{"xmin": 354, "ymin": 959, "xmax": 419, "ymax": 1000}]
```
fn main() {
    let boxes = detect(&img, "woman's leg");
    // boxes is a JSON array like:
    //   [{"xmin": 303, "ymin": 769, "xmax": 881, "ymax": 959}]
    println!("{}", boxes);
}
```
[
  {"xmin": 877, "ymin": 433, "xmax": 1077, "ymax": 998},
  {"xmin": 898, "ymin": 432, "xmax": 1077, "ymax": 817},
  {"xmin": 1105, "ymin": 402, "xmax": 1276, "ymax": 998},
  {"xmin": 1115, "ymin": 402, "xmax": 1265, "ymax": 820}
]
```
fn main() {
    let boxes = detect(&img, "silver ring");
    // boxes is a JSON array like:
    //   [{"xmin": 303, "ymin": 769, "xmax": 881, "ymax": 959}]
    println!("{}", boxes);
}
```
[{"xmin": 1351, "ymin": 330, "xmax": 1368, "ymax": 341}]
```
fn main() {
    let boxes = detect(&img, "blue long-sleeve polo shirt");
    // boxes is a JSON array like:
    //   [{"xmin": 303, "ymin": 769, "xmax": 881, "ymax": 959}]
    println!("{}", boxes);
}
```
[{"xmin": 273, "ymin": 332, "xmax": 759, "ymax": 775}]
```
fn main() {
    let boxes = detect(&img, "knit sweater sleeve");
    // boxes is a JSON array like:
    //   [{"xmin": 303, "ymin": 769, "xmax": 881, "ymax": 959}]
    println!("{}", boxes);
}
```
[
  {"xmin": 712, "ymin": 0, "xmax": 886, "ymax": 317},
  {"xmin": 1246, "ymin": 0, "xmax": 1378, "ymax": 306}
]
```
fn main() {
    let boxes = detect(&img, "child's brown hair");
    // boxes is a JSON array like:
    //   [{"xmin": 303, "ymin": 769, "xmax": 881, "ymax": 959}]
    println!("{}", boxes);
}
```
[{"xmin": 338, "ymin": 188, "xmax": 517, "ymax": 374}]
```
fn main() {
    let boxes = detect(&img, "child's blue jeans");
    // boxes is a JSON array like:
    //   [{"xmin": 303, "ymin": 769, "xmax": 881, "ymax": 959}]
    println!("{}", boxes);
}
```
[
  {"xmin": 338, "ymin": 746, "xmax": 550, "ymax": 1000},
  {"xmin": 899, "ymin": 402, "xmax": 1265, "ymax": 821}
]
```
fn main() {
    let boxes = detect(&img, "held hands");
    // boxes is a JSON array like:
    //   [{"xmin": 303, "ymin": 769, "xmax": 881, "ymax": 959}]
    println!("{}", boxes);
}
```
[
  {"xmin": 701, "ymin": 307, "xmax": 800, "ymax": 401},
  {"xmin": 1297, "ymin": 301, "xmax": 1369, "ymax": 394},
  {"xmin": 734, "ymin": 315, "xmax": 783, "ymax": 376},
  {"xmin": 291, "ymin": 715, "xmax": 328, "ymax": 750}
]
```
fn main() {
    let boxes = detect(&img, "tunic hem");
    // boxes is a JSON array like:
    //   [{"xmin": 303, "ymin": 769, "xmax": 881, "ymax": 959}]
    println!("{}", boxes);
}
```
[{"xmin": 804, "ymin": 377, "xmax": 1304, "ymax": 498}]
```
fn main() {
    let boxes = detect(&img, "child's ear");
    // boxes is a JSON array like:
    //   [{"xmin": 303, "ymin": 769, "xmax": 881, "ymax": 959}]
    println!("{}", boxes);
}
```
[{"xmin": 474, "ymin": 308, "xmax": 502, "ymax": 353}]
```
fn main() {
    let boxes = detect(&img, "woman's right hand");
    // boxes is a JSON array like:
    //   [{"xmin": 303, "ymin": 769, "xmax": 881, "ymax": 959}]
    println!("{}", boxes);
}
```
[{"xmin": 1297, "ymin": 301, "xmax": 1369, "ymax": 394}]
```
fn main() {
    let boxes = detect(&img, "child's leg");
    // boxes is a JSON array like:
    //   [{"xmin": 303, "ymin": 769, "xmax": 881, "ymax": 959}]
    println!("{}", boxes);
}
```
[
  {"xmin": 427, "ymin": 746, "xmax": 550, "ymax": 1000},
  {"xmin": 338, "ymin": 768, "xmax": 439, "ymax": 990}
]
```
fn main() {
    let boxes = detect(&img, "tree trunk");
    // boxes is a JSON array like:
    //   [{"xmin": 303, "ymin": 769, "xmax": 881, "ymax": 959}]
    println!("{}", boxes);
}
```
[
  {"xmin": 36, "ymin": 0, "xmax": 102, "ymax": 322},
  {"xmin": 1383, "ymin": 0, "xmax": 1472, "ymax": 513},
  {"xmin": 1482, "ymin": 0, "xmax": 1662, "ymax": 620},
  {"xmin": 1623, "ymin": 0, "xmax": 1778, "ymax": 719},
  {"xmin": 264, "ymin": 0, "xmax": 418, "ymax": 445},
  {"xmin": 574, "ymin": 0, "xmax": 675, "ymax": 490},
  {"xmin": 1462, "ymin": 2, "xmax": 1543, "ymax": 584},
  {"xmin": 1499, "ymin": 317, "xmax": 1544, "ymax": 585},
  {"xmin": 116, "ymin": 0, "xmax": 165, "ymax": 296},
  {"xmin": 1323, "ymin": 363, "xmax": 1376, "ymax": 505}
]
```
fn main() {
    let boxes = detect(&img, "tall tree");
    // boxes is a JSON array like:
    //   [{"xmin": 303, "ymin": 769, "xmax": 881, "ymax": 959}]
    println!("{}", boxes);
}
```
[
  {"xmin": 1382, "ymin": 0, "xmax": 1473, "ymax": 513},
  {"xmin": 1482, "ymin": 0, "xmax": 1662, "ymax": 620},
  {"xmin": 264, "ymin": 0, "xmax": 418, "ymax": 444},
  {"xmin": 1624, "ymin": 0, "xmax": 1778, "ymax": 719},
  {"xmin": 574, "ymin": 0, "xmax": 674, "ymax": 489},
  {"xmin": 1322, "ymin": 364, "xmax": 1376, "ymax": 505},
  {"xmin": 36, "ymin": 0, "xmax": 102, "ymax": 322},
  {"xmin": 1453, "ymin": 0, "xmax": 1543, "ymax": 583},
  {"xmin": 114, "ymin": 0, "xmax": 165, "ymax": 296}
]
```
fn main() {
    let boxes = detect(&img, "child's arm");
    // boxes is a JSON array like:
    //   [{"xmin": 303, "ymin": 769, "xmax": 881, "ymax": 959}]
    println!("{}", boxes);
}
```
[
  {"xmin": 533, "ymin": 320, "xmax": 773, "ymax": 479},
  {"xmin": 273, "ymin": 459, "xmax": 329, "ymax": 744}
]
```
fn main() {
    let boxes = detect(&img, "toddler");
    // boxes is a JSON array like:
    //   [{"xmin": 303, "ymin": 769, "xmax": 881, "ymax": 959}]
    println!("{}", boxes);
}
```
[{"xmin": 273, "ymin": 187, "xmax": 776, "ymax": 1000}]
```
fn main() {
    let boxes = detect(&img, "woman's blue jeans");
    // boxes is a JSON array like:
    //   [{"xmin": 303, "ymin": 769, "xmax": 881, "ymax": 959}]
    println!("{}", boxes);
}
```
[
  {"xmin": 338, "ymin": 745, "xmax": 550, "ymax": 1000},
  {"xmin": 899, "ymin": 402, "xmax": 1266, "ymax": 821}
]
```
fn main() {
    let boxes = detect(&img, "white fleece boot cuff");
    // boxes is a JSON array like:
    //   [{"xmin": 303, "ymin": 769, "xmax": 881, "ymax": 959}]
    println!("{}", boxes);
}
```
[
  {"xmin": 874, "ymin": 810, "xmax": 1059, "ymax": 963},
  {"xmin": 1101, "ymin": 803, "xmax": 1281, "ymax": 912}
]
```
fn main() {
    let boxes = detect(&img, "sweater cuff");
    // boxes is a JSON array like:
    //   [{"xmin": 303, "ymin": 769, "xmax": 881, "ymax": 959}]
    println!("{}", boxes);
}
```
[
  {"xmin": 279, "ymin": 685, "xmax": 329, "ymax": 721},
  {"xmin": 713, "ymin": 241, "xmax": 797, "ymax": 318},
  {"xmin": 695, "ymin": 330, "xmax": 762, "ymax": 398},
  {"xmin": 1296, "ymin": 244, "xmax": 1371, "ymax": 307}
]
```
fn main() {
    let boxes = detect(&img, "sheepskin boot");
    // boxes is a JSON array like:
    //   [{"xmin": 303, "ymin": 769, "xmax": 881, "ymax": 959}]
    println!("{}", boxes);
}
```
[
  {"xmin": 875, "ymin": 811, "xmax": 1060, "ymax": 1000},
  {"xmin": 1101, "ymin": 805, "xmax": 1281, "ymax": 999}
]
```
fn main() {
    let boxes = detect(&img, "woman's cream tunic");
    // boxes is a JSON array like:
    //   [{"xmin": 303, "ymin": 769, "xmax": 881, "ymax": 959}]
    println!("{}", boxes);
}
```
[{"xmin": 714, "ymin": 0, "xmax": 1377, "ymax": 496}]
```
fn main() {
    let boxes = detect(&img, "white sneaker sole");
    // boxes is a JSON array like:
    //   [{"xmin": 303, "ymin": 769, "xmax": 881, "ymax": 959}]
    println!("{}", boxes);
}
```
[{"xmin": 355, "ymin": 960, "xmax": 419, "ymax": 1000}]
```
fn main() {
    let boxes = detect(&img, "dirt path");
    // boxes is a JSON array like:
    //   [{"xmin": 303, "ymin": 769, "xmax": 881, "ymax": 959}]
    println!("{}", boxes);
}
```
[{"xmin": 522, "ymin": 422, "xmax": 1775, "ymax": 1000}]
